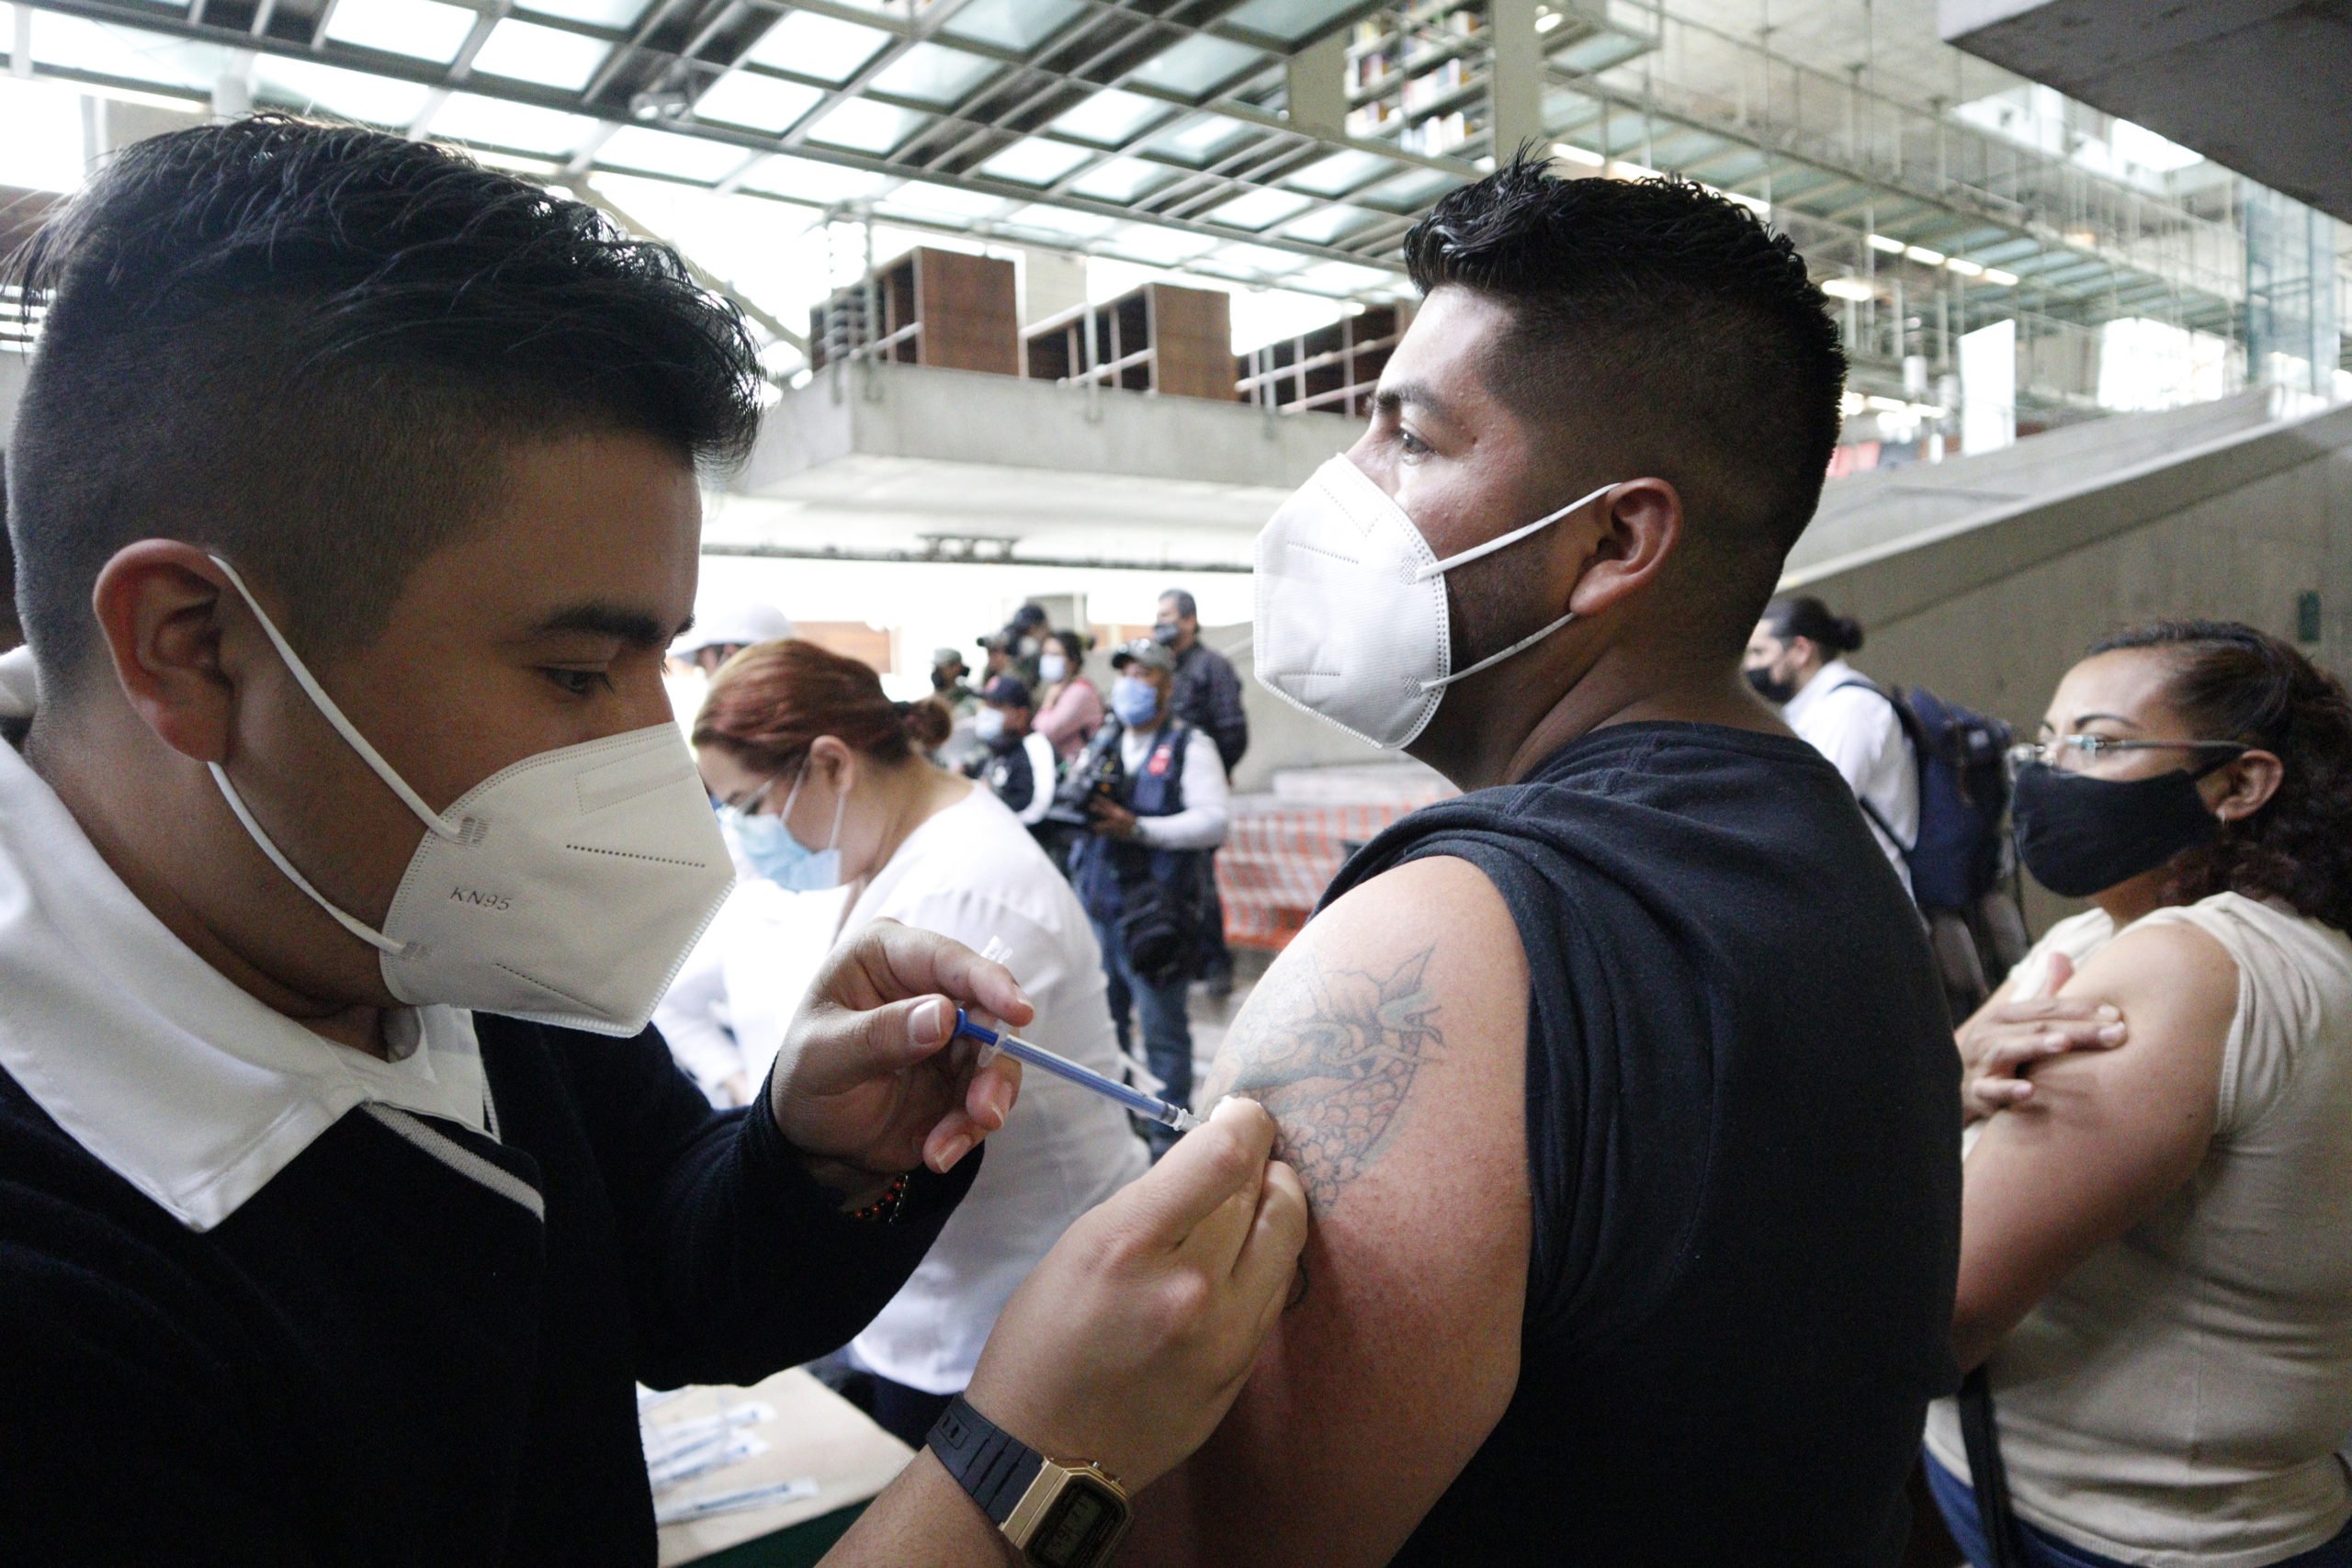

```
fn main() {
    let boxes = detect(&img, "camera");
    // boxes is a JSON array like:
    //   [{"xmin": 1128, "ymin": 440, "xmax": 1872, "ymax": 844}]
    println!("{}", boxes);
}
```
[{"xmin": 1042, "ymin": 720, "xmax": 1124, "ymax": 833}]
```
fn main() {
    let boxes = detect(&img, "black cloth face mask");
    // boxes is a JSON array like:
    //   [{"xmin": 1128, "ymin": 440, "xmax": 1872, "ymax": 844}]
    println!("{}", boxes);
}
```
[
  {"xmin": 2010, "ymin": 759, "xmax": 2235, "ymax": 898},
  {"xmin": 1747, "ymin": 665, "xmax": 1800, "ymax": 705}
]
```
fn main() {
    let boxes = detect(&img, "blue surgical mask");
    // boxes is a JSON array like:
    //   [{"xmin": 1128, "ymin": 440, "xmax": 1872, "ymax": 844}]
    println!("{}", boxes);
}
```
[
  {"xmin": 726, "ymin": 763, "xmax": 846, "ymax": 892},
  {"xmin": 1037, "ymin": 652, "xmax": 1069, "ymax": 684},
  {"xmin": 1112, "ymin": 675, "xmax": 1159, "ymax": 728}
]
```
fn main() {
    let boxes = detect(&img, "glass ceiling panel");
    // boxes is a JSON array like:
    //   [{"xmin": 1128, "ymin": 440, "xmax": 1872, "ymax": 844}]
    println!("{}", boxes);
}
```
[
  {"xmin": 1278, "ymin": 203, "xmax": 1381, "ymax": 243},
  {"xmin": 1358, "ymin": 164, "xmax": 1458, "ymax": 209},
  {"xmin": 428, "ymin": 93, "xmax": 602, "ymax": 156},
  {"xmin": 1221, "ymin": 0, "xmax": 1367, "ymax": 45},
  {"xmin": 744, "ymin": 12, "xmax": 893, "ymax": 84},
  {"xmin": 1207, "ymin": 186, "xmax": 1314, "ymax": 230},
  {"xmin": 694, "ymin": 70, "xmax": 824, "ymax": 134},
  {"xmin": 803, "ymin": 97, "xmax": 930, "ymax": 154},
  {"xmin": 1287, "ymin": 259, "xmax": 1399, "ymax": 295},
  {"xmin": 737, "ymin": 153, "xmax": 896, "ymax": 205},
  {"xmin": 1069, "ymin": 155, "xmax": 1178, "ymax": 202},
  {"xmin": 597, "ymin": 125, "xmax": 750, "ymax": 181},
  {"xmin": 28, "ymin": 15, "xmax": 228, "ymax": 92},
  {"xmin": 1199, "ymin": 241, "xmax": 1311, "ymax": 276},
  {"xmin": 1003, "ymin": 204, "xmax": 1121, "ymax": 240},
  {"xmin": 469, "ymin": 19, "xmax": 610, "ymax": 91},
  {"xmin": 1104, "ymin": 223, "xmax": 1219, "ymax": 264},
  {"xmin": 254, "ymin": 57, "xmax": 436, "ymax": 126},
  {"xmin": 1048, "ymin": 87, "xmax": 1172, "ymax": 147},
  {"xmin": 1127, "ymin": 35, "xmax": 1265, "ymax": 97},
  {"xmin": 324, "ymin": 0, "xmax": 477, "ymax": 62},
  {"xmin": 941, "ymin": 0, "xmax": 1085, "ymax": 54},
  {"xmin": 1283, "ymin": 148, "xmax": 1396, "ymax": 196},
  {"xmin": 865, "ymin": 43, "xmax": 999, "ymax": 107},
  {"xmin": 516, "ymin": 0, "xmax": 651, "ymax": 29},
  {"xmin": 1144, "ymin": 112, "xmax": 1256, "ymax": 165},
  {"xmin": 876, "ymin": 180, "xmax": 1011, "ymax": 220},
  {"xmin": 976, "ymin": 137, "xmax": 1094, "ymax": 185}
]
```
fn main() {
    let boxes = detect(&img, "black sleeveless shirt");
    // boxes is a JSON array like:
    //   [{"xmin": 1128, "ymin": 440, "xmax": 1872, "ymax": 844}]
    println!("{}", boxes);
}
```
[{"xmin": 1324, "ymin": 723, "xmax": 1961, "ymax": 1566}]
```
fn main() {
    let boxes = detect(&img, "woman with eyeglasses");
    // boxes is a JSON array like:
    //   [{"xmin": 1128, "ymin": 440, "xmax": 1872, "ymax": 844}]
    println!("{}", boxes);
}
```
[
  {"xmin": 1927, "ymin": 620, "xmax": 2352, "ymax": 1568},
  {"xmin": 684, "ymin": 639, "xmax": 1150, "ymax": 1445}
]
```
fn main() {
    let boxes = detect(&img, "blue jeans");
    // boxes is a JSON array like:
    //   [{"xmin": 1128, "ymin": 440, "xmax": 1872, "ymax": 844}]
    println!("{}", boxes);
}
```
[
  {"xmin": 1091, "ymin": 914, "xmax": 1194, "ymax": 1119},
  {"xmin": 1927, "ymin": 1452, "xmax": 2352, "ymax": 1568}
]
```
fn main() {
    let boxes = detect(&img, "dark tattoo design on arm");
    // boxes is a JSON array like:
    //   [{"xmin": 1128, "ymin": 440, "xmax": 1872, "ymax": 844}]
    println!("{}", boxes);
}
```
[{"xmin": 1208, "ymin": 947, "xmax": 1442, "ymax": 1212}]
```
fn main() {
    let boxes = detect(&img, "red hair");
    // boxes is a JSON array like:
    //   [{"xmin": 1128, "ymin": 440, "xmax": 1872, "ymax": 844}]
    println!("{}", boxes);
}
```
[{"xmin": 694, "ymin": 639, "xmax": 950, "ymax": 769}]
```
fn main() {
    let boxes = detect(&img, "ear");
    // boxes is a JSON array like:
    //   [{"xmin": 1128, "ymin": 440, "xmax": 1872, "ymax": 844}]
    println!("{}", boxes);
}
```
[
  {"xmin": 88, "ymin": 541, "xmax": 249, "ymax": 765},
  {"xmin": 807, "ymin": 734, "xmax": 856, "ymax": 792},
  {"xmin": 2210, "ymin": 748, "xmax": 2284, "ymax": 823},
  {"xmin": 1564, "ymin": 478, "xmax": 1683, "ymax": 619}
]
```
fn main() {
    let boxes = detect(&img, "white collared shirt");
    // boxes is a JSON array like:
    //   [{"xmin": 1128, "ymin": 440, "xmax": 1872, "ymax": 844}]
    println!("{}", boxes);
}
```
[
  {"xmin": 0, "ymin": 645, "xmax": 489, "ymax": 1232},
  {"xmin": 1781, "ymin": 658, "xmax": 1918, "ymax": 893}
]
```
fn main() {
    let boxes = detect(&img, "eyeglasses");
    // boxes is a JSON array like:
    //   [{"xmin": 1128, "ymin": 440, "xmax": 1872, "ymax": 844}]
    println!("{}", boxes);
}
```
[
  {"xmin": 718, "ymin": 774, "xmax": 782, "ymax": 816},
  {"xmin": 2007, "ymin": 737, "xmax": 2246, "ymax": 771}
]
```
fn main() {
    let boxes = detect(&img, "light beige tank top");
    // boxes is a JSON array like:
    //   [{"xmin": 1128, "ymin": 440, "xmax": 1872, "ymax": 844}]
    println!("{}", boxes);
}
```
[{"xmin": 1926, "ymin": 893, "xmax": 2352, "ymax": 1567}]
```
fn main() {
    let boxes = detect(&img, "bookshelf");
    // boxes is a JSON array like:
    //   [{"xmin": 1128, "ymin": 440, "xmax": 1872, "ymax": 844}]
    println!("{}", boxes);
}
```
[
  {"xmin": 1024, "ymin": 282, "xmax": 1236, "ymax": 401},
  {"xmin": 808, "ymin": 246, "xmax": 1020, "ymax": 376},
  {"xmin": 1234, "ymin": 304, "xmax": 1416, "ymax": 418}
]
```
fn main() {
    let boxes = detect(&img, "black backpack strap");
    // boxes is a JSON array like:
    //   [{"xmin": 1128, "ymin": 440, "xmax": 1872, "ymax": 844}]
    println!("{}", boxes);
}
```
[
  {"xmin": 1959, "ymin": 1366, "xmax": 2029, "ymax": 1568},
  {"xmin": 1825, "ymin": 681, "xmax": 1921, "ymax": 856}
]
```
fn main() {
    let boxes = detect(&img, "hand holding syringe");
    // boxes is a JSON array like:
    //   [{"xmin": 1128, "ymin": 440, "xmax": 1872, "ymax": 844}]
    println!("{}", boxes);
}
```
[{"xmin": 963, "ymin": 936, "xmax": 1202, "ymax": 1134}]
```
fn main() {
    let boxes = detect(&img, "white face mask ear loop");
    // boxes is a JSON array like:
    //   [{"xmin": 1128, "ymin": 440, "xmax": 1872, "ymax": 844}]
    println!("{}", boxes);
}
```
[
  {"xmin": 207, "ymin": 556, "xmax": 462, "ymax": 842},
  {"xmin": 1408, "ymin": 482, "xmax": 1621, "ymax": 585},
  {"xmin": 1419, "ymin": 609, "xmax": 1580, "ymax": 693},
  {"xmin": 208, "ymin": 763, "xmax": 409, "ymax": 957}
]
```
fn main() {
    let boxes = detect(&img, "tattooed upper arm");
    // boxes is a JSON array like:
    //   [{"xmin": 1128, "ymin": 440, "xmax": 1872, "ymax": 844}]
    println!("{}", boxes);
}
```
[{"xmin": 1203, "ymin": 947, "xmax": 1444, "ymax": 1212}]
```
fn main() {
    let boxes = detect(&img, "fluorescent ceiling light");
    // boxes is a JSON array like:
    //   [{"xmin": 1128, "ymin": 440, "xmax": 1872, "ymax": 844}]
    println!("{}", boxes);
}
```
[
  {"xmin": 695, "ymin": 70, "xmax": 823, "ymax": 134},
  {"xmin": 1284, "ymin": 148, "xmax": 1395, "ymax": 196},
  {"xmin": 1984, "ymin": 268, "xmax": 2019, "ymax": 288},
  {"xmin": 804, "ymin": 98, "xmax": 929, "ymax": 154},
  {"xmin": 1904, "ymin": 244, "xmax": 1946, "ymax": 265},
  {"xmin": 1069, "ymin": 156, "xmax": 1175, "ymax": 202},
  {"xmin": 1864, "ymin": 395, "xmax": 1906, "ymax": 412},
  {"xmin": 746, "ymin": 11, "xmax": 891, "ymax": 83},
  {"xmin": 1050, "ymin": 88, "xmax": 1172, "ymax": 146},
  {"xmin": 596, "ymin": 126, "xmax": 749, "ymax": 182},
  {"xmin": 324, "ymin": 0, "xmax": 477, "ymax": 62},
  {"xmin": 1208, "ymin": 187, "xmax": 1314, "ymax": 231},
  {"xmin": 253, "ymin": 57, "xmax": 435, "ymax": 126},
  {"xmin": 1549, "ymin": 141, "xmax": 1603, "ymax": 168},
  {"xmin": 867, "ymin": 43, "xmax": 998, "ymax": 106},
  {"xmin": 1867, "ymin": 233, "xmax": 1905, "ymax": 253},
  {"xmin": 428, "ymin": 93, "xmax": 601, "ymax": 155},
  {"xmin": 468, "ymin": 19, "xmax": 610, "ymax": 90},
  {"xmin": 1536, "ymin": 10, "xmax": 1564, "ymax": 30},
  {"xmin": 1945, "ymin": 256, "xmax": 1985, "ymax": 277},
  {"xmin": 1607, "ymin": 159, "xmax": 1657, "ymax": 181},
  {"xmin": 1839, "ymin": 390, "xmax": 1867, "ymax": 415},
  {"xmin": 1819, "ymin": 276, "xmax": 1876, "ymax": 301},
  {"xmin": 1004, "ymin": 204, "xmax": 1121, "ymax": 240},
  {"xmin": 516, "ymin": 0, "xmax": 650, "ymax": 26},
  {"xmin": 978, "ymin": 138, "xmax": 1094, "ymax": 185},
  {"xmin": 737, "ymin": 153, "xmax": 895, "ymax": 205}
]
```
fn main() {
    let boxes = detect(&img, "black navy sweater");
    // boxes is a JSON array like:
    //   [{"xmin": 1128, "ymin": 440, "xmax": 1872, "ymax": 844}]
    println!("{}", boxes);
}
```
[{"xmin": 0, "ymin": 1013, "xmax": 978, "ymax": 1565}]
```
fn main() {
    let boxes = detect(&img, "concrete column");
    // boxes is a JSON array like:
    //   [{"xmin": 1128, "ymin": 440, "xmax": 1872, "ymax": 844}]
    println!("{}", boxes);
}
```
[
  {"xmin": 1489, "ymin": 0, "xmax": 1545, "ymax": 157},
  {"xmin": 1284, "ymin": 28, "xmax": 1348, "ymax": 140}
]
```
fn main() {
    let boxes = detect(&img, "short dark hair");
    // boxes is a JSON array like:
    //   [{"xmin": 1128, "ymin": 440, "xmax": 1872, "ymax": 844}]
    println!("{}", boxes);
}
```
[
  {"xmin": 5, "ymin": 115, "xmax": 763, "ymax": 684},
  {"xmin": 1159, "ymin": 588, "xmax": 1197, "ymax": 620},
  {"xmin": 2089, "ymin": 620, "xmax": 2352, "ymax": 933},
  {"xmin": 1406, "ymin": 153, "xmax": 1846, "ymax": 631}
]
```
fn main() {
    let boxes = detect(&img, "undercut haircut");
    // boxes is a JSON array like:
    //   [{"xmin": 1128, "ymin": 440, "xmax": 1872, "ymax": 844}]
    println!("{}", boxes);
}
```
[
  {"xmin": 1406, "ymin": 152, "xmax": 1847, "ymax": 639},
  {"xmin": 4, "ymin": 115, "xmax": 763, "ymax": 687}
]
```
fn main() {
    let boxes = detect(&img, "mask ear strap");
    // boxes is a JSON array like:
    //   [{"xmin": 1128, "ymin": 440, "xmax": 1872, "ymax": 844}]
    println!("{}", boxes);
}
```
[
  {"xmin": 209, "ymin": 556, "xmax": 461, "ymax": 842},
  {"xmin": 209, "ymin": 762, "xmax": 409, "ymax": 957},
  {"xmin": 1411, "ymin": 483, "xmax": 1616, "ymax": 584},
  {"xmin": 1419, "ymin": 609, "xmax": 1577, "ymax": 693},
  {"xmin": 822, "ymin": 758, "xmax": 848, "ymax": 852}
]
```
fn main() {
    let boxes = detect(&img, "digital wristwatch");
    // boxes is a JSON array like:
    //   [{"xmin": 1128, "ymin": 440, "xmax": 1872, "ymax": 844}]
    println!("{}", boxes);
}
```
[{"xmin": 926, "ymin": 1394, "xmax": 1133, "ymax": 1568}]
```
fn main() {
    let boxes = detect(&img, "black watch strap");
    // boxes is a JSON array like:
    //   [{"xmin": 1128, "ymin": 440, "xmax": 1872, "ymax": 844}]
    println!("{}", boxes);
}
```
[{"xmin": 926, "ymin": 1394, "xmax": 1045, "ymax": 1528}]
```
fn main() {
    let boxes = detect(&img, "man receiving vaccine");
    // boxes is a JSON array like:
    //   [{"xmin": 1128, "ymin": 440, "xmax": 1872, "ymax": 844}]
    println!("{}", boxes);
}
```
[
  {"xmin": 0, "ymin": 118, "xmax": 1303, "ymax": 1568},
  {"xmin": 1128, "ymin": 156, "xmax": 1959, "ymax": 1566}
]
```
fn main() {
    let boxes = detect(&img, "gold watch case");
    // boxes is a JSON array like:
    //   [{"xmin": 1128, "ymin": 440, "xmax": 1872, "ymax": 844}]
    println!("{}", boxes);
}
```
[{"xmin": 1001, "ymin": 1456, "xmax": 1134, "ymax": 1568}]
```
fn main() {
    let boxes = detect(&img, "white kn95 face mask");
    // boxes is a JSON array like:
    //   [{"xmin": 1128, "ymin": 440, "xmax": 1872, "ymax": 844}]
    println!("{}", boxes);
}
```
[
  {"xmin": 207, "ymin": 558, "xmax": 735, "ymax": 1037},
  {"xmin": 1252, "ymin": 454, "xmax": 1616, "ymax": 750}
]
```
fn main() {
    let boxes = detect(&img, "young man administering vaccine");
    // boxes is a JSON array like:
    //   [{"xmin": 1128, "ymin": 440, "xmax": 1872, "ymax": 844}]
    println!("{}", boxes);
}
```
[
  {"xmin": 1127, "ymin": 156, "xmax": 1962, "ymax": 1565},
  {"xmin": 0, "ymin": 118, "xmax": 1304, "ymax": 1566}
]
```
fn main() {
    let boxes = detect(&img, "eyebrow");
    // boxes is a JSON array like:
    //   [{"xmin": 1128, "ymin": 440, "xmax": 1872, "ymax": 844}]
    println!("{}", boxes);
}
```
[
  {"xmin": 1375, "ymin": 378, "xmax": 1456, "ymax": 423},
  {"xmin": 530, "ymin": 602, "xmax": 685, "ymax": 651}
]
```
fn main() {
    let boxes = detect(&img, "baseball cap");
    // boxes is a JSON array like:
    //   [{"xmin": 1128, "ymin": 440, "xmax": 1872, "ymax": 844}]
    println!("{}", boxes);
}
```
[{"xmin": 1110, "ymin": 638, "xmax": 1176, "ymax": 674}]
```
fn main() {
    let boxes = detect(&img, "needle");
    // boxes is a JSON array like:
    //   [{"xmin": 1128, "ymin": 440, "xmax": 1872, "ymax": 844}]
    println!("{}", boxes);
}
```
[{"xmin": 953, "ymin": 1009, "xmax": 1203, "ymax": 1134}]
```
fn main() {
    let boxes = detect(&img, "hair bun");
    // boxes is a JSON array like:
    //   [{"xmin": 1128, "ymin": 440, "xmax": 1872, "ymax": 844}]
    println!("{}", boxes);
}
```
[
  {"xmin": 1836, "ymin": 615, "xmax": 1864, "ymax": 653},
  {"xmin": 899, "ymin": 696, "xmax": 952, "ymax": 750}
]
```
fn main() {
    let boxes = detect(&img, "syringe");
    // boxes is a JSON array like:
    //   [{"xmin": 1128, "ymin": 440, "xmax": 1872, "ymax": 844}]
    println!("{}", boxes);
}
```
[{"xmin": 953, "ymin": 1009, "xmax": 1203, "ymax": 1134}]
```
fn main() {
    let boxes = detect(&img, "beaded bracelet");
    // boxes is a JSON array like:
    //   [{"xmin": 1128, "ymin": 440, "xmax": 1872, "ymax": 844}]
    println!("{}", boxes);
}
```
[{"xmin": 845, "ymin": 1171, "xmax": 910, "ymax": 1224}]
